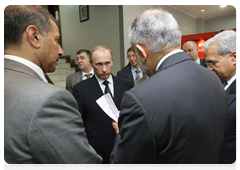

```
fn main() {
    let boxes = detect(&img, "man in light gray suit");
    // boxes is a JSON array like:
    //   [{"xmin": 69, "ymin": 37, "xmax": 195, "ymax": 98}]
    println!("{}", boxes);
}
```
[
  {"xmin": 111, "ymin": 8, "xmax": 227, "ymax": 164},
  {"xmin": 66, "ymin": 49, "xmax": 94, "ymax": 93},
  {"xmin": 4, "ymin": 5, "xmax": 102, "ymax": 164}
]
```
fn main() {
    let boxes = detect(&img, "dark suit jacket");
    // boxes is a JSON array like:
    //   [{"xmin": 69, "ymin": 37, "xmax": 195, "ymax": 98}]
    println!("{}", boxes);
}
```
[
  {"xmin": 220, "ymin": 79, "xmax": 236, "ymax": 164},
  {"xmin": 111, "ymin": 52, "xmax": 227, "ymax": 163},
  {"xmin": 4, "ymin": 58, "xmax": 102, "ymax": 163},
  {"xmin": 117, "ymin": 63, "xmax": 135, "ymax": 86},
  {"xmin": 200, "ymin": 58, "xmax": 207, "ymax": 67},
  {"xmin": 73, "ymin": 75, "xmax": 132, "ymax": 163}
]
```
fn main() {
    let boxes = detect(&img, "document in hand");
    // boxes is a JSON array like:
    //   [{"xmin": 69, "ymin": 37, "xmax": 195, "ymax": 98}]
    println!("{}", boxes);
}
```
[{"xmin": 96, "ymin": 93, "xmax": 119, "ymax": 122}]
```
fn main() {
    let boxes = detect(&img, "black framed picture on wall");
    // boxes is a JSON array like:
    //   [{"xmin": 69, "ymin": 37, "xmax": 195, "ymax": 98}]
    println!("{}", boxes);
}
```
[{"xmin": 79, "ymin": 5, "xmax": 89, "ymax": 22}]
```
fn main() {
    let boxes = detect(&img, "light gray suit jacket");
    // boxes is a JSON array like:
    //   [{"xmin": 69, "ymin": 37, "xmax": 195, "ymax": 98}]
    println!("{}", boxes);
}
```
[
  {"xmin": 66, "ymin": 71, "xmax": 82, "ymax": 93},
  {"xmin": 4, "ymin": 58, "xmax": 102, "ymax": 164}
]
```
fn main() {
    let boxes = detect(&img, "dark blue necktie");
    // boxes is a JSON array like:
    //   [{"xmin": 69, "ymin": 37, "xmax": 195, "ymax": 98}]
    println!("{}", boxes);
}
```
[{"xmin": 103, "ymin": 80, "xmax": 113, "ymax": 99}]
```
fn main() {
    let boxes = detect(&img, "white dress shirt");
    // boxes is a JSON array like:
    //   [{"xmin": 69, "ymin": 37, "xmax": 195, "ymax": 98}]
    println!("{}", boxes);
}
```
[
  {"xmin": 225, "ymin": 74, "xmax": 236, "ymax": 90},
  {"xmin": 95, "ymin": 74, "xmax": 114, "ymax": 97},
  {"xmin": 4, "ymin": 55, "xmax": 48, "ymax": 83},
  {"xmin": 131, "ymin": 65, "xmax": 143, "ymax": 81},
  {"xmin": 82, "ymin": 69, "xmax": 94, "ymax": 80}
]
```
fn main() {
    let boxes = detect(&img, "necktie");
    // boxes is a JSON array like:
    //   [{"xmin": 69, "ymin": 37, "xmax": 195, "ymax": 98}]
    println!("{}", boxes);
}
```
[
  {"xmin": 135, "ymin": 69, "xmax": 141, "ymax": 81},
  {"xmin": 85, "ymin": 73, "xmax": 92, "ymax": 79},
  {"xmin": 103, "ymin": 80, "xmax": 113, "ymax": 98}
]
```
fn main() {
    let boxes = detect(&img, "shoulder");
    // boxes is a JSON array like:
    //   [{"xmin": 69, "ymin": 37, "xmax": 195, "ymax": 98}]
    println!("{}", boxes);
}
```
[
  {"xmin": 67, "ymin": 71, "xmax": 81, "ymax": 80},
  {"xmin": 117, "ymin": 63, "xmax": 131, "ymax": 75},
  {"xmin": 114, "ymin": 75, "xmax": 133, "ymax": 88}
]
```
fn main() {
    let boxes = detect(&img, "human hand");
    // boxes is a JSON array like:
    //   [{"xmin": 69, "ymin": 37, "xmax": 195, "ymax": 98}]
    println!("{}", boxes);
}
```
[{"xmin": 112, "ymin": 121, "xmax": 119, "ymax": 134}]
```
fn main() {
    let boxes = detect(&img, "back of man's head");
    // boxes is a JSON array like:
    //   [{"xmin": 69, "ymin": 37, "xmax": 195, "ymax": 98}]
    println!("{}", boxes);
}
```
[
  {"xmin": 129, "ymin": 8, "xmax": 181, "ymax": 54},
  {"xmin": 4, "ymin": 5, "xmax": 56, "ymax": 49}
]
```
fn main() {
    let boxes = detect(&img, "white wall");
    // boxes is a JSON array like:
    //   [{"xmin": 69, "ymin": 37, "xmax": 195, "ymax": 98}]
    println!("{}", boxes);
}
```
[
  {"xmin": 59, "ymin": 5, "xmax": 121, "ymax": 75},
  {"xmin": 122, "ymin": 5, "xmax": 197, "ymax": 66}
]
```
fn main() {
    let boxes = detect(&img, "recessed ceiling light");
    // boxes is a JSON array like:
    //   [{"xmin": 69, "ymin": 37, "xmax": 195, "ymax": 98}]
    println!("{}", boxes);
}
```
[
  {"xmin": 201, "ymin": 9, "xmax": 204, "ymax": 12},
  {"xmin": 220, "ymin": 5, "xmax": 227, "ymax": 8}
]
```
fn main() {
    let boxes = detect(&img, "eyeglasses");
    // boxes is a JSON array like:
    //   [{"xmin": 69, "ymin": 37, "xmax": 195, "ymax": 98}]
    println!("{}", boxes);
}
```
[
  {"xmin": 205, "ymin": 60, "xmax": 219, "ymax": 68},
  {"xmin": 205, "ymin": 53, "xmax": 231, "ymax": 68}
]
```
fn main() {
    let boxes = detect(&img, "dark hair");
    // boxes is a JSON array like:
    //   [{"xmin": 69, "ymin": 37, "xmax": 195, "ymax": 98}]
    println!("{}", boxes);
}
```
[
  {"xmin": 127, "ymin": 47, "xmax": 133, "ymax": 54},
  {"xmin": 76, "ymin": 49, "xmax": 90, "ymax": 59},
  {"xmin": 4, "ymin": 5, "xmax": 56, "ymax": 49}
]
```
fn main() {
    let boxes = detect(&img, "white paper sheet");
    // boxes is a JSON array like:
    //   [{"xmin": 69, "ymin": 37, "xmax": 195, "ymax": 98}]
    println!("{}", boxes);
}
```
[{"xmin": 96, "ymin": 93, "xmax": 119, "ymax": 122}]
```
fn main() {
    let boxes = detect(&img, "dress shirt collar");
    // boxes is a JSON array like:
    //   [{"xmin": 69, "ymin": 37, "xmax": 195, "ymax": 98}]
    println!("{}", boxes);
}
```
[
  {"xmin": 82, "ymin": 68, "xmax": 94, "ymax": 79},
  {"xmin": 225, "ymin": 74, "xmax": 236, "ymax": 90},
  {"xmin": 4, "ymin": 55, "xmax": 48, "ymax": 83},
  {"xmin": 95, "ymin": 74, "xmax": 113, "ymax": 86},
  {"xmin": 195, "ymin": 57, "xmax": 201, "ymax": 65},
  {"xmin": 155, "ymin": 49, "xmax": 183, "ymax": 72}
]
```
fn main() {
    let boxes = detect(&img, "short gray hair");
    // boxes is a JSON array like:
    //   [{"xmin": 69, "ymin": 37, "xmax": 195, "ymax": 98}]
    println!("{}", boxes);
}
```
[
  {"xmin": 203, "ymin": 30, "xmax": 236, "ymax": 57},
  {"xmin": 128, "ymin": 8, "xmax": 181, "ymax": 53}
]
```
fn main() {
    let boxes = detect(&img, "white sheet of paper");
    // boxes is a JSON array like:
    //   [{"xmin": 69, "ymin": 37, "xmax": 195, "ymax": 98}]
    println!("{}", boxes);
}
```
[{"xmin": 96, "ymin": 93, "xmax": 119, "ymax": 122}]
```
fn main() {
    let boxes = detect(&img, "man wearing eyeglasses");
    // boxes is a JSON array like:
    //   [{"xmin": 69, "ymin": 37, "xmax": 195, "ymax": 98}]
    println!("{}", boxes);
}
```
[
  {"xmin": 117, "ymin": 47, "xmax": 144, "ymax": 86},
  {"xmin": 204, "ymin": 30, "xmax": 236, "ymax": 164}
]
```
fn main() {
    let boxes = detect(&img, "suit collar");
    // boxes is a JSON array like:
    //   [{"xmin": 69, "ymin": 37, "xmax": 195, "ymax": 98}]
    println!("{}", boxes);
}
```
[
  {"xmin": 4, "ymin": 55, "xmax": 47, "ymax": 82},
  {"xmin": 157, "ymin": 52, "xmax": 192, "ymax": 73},
  {"xmin": 4, "ymin": 58, "xmax": 43, "ymax": 81},
  {"xmin": 225, "ymin": 79, "xmax": 236, "ymax": 106}
]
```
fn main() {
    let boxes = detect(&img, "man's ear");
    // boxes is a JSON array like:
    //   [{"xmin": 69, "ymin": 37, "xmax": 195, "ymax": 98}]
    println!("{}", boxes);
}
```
[
  {"xmin": 26, "ymin": 25, "xmax": 41, "ymax": 49},
  {"xmin": 231, "ymin": 51, "xmax": 236, "ymax": 65},
  {"xmin": 136, "ymin": 44, "xmax": 148, "ymax": 64}
]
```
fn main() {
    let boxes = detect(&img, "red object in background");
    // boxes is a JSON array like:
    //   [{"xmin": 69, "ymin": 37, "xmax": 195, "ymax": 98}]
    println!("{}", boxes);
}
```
[{"xmin": 181, "ymin": 28, "xmax": 236, "ymax": 59}]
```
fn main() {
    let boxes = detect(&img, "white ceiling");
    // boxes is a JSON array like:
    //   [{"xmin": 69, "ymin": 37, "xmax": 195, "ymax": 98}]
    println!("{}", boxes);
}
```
[{"xmin": 169, "ymin": 5, "xmax": 236, "ymax": 19}]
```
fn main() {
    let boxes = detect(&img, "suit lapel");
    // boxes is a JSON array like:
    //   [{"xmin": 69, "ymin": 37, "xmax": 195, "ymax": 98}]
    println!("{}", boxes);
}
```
[
  {"xmin": 225, "ymin": 79, "xmax": 236, "ymax": 106},
  {"xmin": 75, "ymin": 71, "xmax": 82, "ymax": 84},
  {"xmin": 126, "ymin": 64, "xmax": 134, "ymax": 86},
  {"xmin": 87, "ymin": 75, "xmax": 104, "ymax": 99}
]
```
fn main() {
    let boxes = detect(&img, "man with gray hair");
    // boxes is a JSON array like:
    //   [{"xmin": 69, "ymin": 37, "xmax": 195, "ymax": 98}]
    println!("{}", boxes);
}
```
[
  {"xmin": 111, "ymin": 8, "xmax": 227, "ymax": 163},
  {"xmin": 203, "ymin": 30, "xmax": 236, "ymax": 164}
]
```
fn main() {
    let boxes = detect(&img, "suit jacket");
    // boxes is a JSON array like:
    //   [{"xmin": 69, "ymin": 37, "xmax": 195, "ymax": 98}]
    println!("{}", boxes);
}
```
[
  {"xmin": 117, "ymin": 63, "xmax": 135, "ymax": 86},
  {"xmin": 73, "ymin": 75, "xmax": 132, "ymax": 163},
  {"xmin": 4, "ymin": 58, "xmax": 102, "ymax": 164},
  {"xmin": 66, "ymin": 71, "xmax": 83, "ymax": 93},
  {"xmin": 200, "ymin": 58, "xmax": 207, "ymax": 67},
  {"xmin": 220, "ymin": 79, "xmax": 236, "ymax": 164},
  {"xmin": 111, "ymin": 52, "xmax": 227, "ymax": 164},
  {"xmin": 134, "ymin": 75, "xmax": 148, "ymax": 86}
]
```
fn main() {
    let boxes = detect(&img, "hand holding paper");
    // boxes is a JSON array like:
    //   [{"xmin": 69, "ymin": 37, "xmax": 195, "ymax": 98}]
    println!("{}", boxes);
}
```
[{"xmin": 96, "ymin": 93, "xmax": 119, "ymax": 122}]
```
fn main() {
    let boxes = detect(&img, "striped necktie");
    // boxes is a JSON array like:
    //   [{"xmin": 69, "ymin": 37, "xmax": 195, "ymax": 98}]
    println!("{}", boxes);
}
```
[
  {"xmin": 85, "ymin": 73, "xmax": 92, "ymax": 79},
  {"xmin": 135, "ymin": 69, "xmax": 141, "ymax": 81}
]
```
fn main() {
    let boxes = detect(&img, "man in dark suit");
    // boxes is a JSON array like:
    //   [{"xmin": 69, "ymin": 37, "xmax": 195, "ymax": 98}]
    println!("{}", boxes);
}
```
[
  {"xmin": 117, "ymin": 47, "xmax": 144, "ymax": 86},
  {"xmin": 204, "ymin": 30, "xmax": 236, "ymax": 164},
  {"xmin": 66, "ymin": 49, "xmax": 94, "ymax": 93},
  {"xmin": 111, "ymin": 8, "xmax": 227, "ymax": 164},
  {"xmin": 73, "ymin": 46, "xmax": 132, "ymax": 164},
  {"xmin": 183, "ymin": 41, "xmax": 207, "ymax": 67},
  {"xmin": 4, "ymin": 5, "xmax": 102, "ymax": 163}
]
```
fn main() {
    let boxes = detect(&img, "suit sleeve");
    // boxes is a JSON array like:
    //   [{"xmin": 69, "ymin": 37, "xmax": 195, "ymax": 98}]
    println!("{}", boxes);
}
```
[
  {"xmin": 28, "ymin": 88, "xmax": 102, "ymax": 163},
  {"xmin": 111, "ymin": 91, "xmax": 157, "ymax": 163}
]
